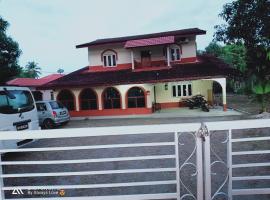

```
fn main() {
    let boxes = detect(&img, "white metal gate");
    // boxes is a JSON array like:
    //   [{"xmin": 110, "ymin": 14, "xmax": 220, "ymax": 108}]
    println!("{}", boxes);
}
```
[
  {"xmin": 0, "ymin": 119, "xmax": 269, "ymax": 199},
  {"xmin": 202, "ymin": 119, "xmax": 270, "ymax": 200}
]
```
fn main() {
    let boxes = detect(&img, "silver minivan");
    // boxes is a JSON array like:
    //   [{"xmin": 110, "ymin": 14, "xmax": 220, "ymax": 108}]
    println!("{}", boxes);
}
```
[{"xmin": 36, "ymin": 100, "xmax": 70, "ymax": 129}]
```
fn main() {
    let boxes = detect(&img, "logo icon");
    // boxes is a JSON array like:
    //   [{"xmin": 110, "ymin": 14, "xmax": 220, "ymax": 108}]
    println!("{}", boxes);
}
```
[
  {"xmin": 58, "ymin": 189, "xmax": 65, "ymax": 197},
  {"xmin": 12, "ymin": 189, "xmax": 24, "ymax": 195}
]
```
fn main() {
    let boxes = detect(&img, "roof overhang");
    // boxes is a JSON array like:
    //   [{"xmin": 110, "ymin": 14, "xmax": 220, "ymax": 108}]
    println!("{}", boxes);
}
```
[
  {"xmin": 76, "ymin": 28, "xmax": 206, "ymax": 48},
  {"xmin": 124, "ymin": 36, "xmax": 174, "ymax": 48}
]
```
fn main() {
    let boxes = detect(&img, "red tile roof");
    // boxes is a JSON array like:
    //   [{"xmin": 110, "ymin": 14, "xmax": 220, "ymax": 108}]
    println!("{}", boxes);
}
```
[
  {"xmin": 124, "ymin": 36, "xmax": 175, "ymax": 48},
  {"xmin": 7, "ymin": 74, "xmax": 64, "ymax": 87},
  {"xmin": 76, "ymin": 28, "xmax": 206, "ymax": 48},
  {"xmin": 43, "ymin": 55, "xmax": 240, "ymax": 89}
]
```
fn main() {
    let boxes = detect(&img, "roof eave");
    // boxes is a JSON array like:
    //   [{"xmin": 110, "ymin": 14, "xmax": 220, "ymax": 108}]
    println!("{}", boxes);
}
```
[{"xmin": 76, "ymin": 29, "xmax": 206, "ymax": 49}]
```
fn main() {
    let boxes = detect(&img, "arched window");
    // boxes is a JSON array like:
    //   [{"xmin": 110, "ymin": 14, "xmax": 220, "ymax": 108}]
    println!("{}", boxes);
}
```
[
  {"xmin": 170, "ymin": 45, "xmax": 181, "ymax": 61},
  {"xmin": 57, "ymin": 90, "xmax": 75, "ymax": 111},
  {"xmin": 103, "ymin": 87, "xmax": 121, "ymax": 109},
  {"xmin": 79, "ymin": 88, "xmax": 98, "ymax": 110},
  {"xmin": 127, "ymin": 87, "xmax": 146, "ymax": 108},
  {"xmin": 102, "ymin": 50, "xmax": 117, "ymax": 67}
]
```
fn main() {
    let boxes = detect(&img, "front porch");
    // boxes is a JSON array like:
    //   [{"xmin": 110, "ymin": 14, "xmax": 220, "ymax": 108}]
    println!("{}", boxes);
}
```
[{"xmin": 54, "ymin": 78, "xmax": 227, "ymax": 118}]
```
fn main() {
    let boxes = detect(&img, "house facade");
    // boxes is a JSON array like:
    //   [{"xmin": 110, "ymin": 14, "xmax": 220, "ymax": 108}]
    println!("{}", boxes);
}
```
[{"xmin": 45, "ymin": 28, "xmax": 237, "ymax": 117}]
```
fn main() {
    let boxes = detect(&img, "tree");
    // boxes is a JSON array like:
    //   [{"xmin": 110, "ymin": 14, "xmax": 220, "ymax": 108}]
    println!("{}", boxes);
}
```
[
  {"xmin": 215, "ymin": 0, "xmax": 270, "ymax": 112},
  {"xmin": 57, "ymin": 68, "xmax": 64, "ymax": 74},
  {"xmin": 0, "ymin": 16, "xmax": 22, "ymax": 84},
  {"xmin": 23, "ymin": 61, "xmax": 41, "ymax": 78},
  {"xmin": 205, "ymin": 42, "xmax": 247, "ymax": 72},
  {"xmin": 205, "ymin": 42, "xmax": 224, "ymax": 57}
]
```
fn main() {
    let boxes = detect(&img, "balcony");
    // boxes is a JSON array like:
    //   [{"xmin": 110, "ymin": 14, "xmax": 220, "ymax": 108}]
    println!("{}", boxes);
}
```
[{"xmin": 129, "ymin": 46, "xmax": 176, "ymax": 71}]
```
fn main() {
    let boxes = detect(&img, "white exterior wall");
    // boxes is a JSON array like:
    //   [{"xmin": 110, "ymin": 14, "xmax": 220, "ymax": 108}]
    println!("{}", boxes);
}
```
[
  {"xmin": 54, "ymin": 80, "xmax": 214, "ymax": 111},
  {"xmin": 133, "ymin": 46, "xmax": 164, "ymax": 62},
  {"xmin": 88, "ymin": 44, "xmax": 131, "ymax": 66},
  {"xmin": 40, "ymin": 90, "xmax": 52, "ymax": 101},
  {"xmin": 155, "ymin": 80, "xmax": 213, "ymax": 103},
  {"xmin": 30, "ymin": 88, "xmax": 53, "ymax": 101},
  {"xmin": 54, "ymin": 84, "xmax": 154, "ymax": 111},
  {"xmin": 181, "ymin": 40, "xmax": 197, "ymax": 58},
  {"xmin": 88, "ymin": 39, "xmax": 197, "ymax": 67}
]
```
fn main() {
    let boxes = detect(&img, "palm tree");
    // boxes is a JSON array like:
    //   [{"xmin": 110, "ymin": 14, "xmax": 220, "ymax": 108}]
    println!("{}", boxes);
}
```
[{"xmin": 24, "ymin": 61, "xmax": 41, "ymax": 78}]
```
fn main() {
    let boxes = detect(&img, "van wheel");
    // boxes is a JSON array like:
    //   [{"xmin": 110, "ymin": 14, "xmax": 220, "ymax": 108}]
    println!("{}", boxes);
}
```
[{"xmin": 43, "ymin": 119, "xmax": 55, "ymax": 129}]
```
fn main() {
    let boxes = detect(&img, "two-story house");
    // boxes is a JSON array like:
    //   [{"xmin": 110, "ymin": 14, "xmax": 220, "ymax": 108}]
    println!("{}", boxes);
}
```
[{"xmin": 45, "ymin": 28, "xmax": 237, "ymax": 117}]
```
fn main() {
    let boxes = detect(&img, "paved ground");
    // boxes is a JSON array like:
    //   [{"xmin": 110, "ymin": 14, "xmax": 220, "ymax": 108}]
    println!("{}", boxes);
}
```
[
  {"xmin": 216, "ymin": 94, "xmax": 270, "ymax": 115},
  {"xmin": 64, "ymin": 107, "xmax": 245, "ymax": 129}
]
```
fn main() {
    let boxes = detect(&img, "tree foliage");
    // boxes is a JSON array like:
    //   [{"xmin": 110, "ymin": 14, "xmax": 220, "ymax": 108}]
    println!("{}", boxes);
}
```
[
  {"xmin": 215, "ymin": 0, "xmax": 270, "ymax": 112},
  {"xmin": 205, "ymin": 42, "xmax": 246, "ymax": 72},
  {"xmin": 0, "ymin": 16, "xmax": 22, "ymax": 84},
  {"xmin": 21, "ymin": 61, "xmax": 41, "ymax": 78}
]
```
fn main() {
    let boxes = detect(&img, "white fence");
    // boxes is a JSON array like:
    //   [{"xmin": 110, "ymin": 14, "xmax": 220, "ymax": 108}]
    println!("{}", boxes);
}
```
[{"xmin": 0, "ymin": 119, "xmax": 270, "ymax": 200}]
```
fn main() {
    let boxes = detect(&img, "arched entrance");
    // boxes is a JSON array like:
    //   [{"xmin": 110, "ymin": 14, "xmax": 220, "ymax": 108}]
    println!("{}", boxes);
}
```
[
  {"xmin": 127, "ymin": 87, "xmax": 146, "ymax": 108},
  {"xmin": 205, "ymin": 78, "xmax": 227, "ymax": 111},
  {"xmin": 57, "ymin": 89, "xmax": 75, "ymax": 111},
  {"xmin": 79, "ymin": 88, "xmax": 98, "ymax": 110},
  {"xmin": 102, "ymin": 87, "xmax": 121, "ymax": 109}
]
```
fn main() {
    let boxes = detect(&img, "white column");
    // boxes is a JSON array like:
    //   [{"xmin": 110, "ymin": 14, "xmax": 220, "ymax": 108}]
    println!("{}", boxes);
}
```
[
  {"xmin": 208, "ymin": 78, "xmax": 227, "ymax": 111},
  {"xmin": 73, "ymin": 89, "xmax": 80, "ymax": 111},
  {"xmin": 131, "ymin": 50, "xmax": 134, "ymax": 70},
  {"xmin": 120, "ymin": 86, "xmax": 127, "ymax": 109},
  {"xmin": 96, "ymin": 88, "xmax": 103, "ymax": 110},
  {"xmin": 166, "ymin": 46, "xmax": 171, "ymax": 67},
  {"xmin": 222, "ymin": 79, "xmax": 227, "ymax": 111}
]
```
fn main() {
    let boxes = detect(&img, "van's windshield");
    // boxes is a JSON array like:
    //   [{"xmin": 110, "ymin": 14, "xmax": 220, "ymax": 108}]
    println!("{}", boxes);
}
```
[{"xmin": 0, "ymin": 89, "xmax": 35, "ymax": 114}]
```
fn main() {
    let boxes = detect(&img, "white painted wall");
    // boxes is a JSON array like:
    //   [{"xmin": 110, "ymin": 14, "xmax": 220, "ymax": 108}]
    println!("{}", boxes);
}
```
[
  {"xmin": 133, "ymin": 46, "xmax": 165, "ymax": 62},
  {"xmin": 87, "ymin": 39, "xmax": 197, "ymax": 67},
  {"xmin": 40, "ymin": 90, "xmax": 52, "ymax": 101},
  {"xmin": 30, "ymin": 88, "xmax": 53, "ymax": 101},
  {"xmin": 181, "ymin": 40, "xmax": 197, "ymax": 58},
  {"xmin": 54, "ymin": 79, "xmax": 214, "ymax": 111},
  {"xmin": 54, "ymin": 84, "xmax": 154, "ymax": 111},
  {"xmin": 155, "ymin": 80, "xmax": 213, "ymax": 103},
  {"xmin": 88, "ymin": 44, "xmax": 131, "ymax": 66}
]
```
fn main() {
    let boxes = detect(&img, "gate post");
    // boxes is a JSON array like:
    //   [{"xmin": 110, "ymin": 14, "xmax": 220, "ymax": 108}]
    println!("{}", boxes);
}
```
[
  {"xmin": 197, "ymin": 123, "xmax": 211, "ymax": 200},
  {"xmin": 203, "ymin": 131, "xmax": 212, "ymax": 200},
  {"xmin": 196, "ymin": 132, "xmax": 204, "ymax": 200},
  {"xmin": 227, "ymin": 129, "xmax": 232, "ymax": 200},
  {"xmin": 174, "ymin": 132, "xmax": 180, "ymax": 200}
]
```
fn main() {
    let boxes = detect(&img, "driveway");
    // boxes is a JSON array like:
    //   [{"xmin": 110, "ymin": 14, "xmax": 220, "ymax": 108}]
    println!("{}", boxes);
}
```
[
  {"xmin": 64, "ymin": 107, "xmax": 245, "ymax": 129},
  {"xmin": 2, "ymin": 125, "xmax": 270, "ymax": 200}
]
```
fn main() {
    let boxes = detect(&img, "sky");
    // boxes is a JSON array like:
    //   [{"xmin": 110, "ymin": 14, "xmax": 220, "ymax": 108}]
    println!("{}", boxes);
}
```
[{"xmin": 0, "ymin": 0, "xmax": 232, "ymax": 76}]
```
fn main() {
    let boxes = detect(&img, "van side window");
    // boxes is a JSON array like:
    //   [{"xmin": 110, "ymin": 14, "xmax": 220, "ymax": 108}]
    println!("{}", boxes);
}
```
[{"xmin": 36, "ymin": 103, "xmax": 47, "ymax": 111}]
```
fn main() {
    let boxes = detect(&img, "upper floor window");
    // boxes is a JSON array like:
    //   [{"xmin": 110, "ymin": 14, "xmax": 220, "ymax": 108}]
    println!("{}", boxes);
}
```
[
  {"xmin": 172, "ymin": 83, "xmax": 192, "ymax": 97},
  {"xmin": 102, "ymin": 50, "xmax": 117, "ymax": 67},
  {"xmin": 170, "ymin": 45, "xmax": 181, "ymax": 61}
]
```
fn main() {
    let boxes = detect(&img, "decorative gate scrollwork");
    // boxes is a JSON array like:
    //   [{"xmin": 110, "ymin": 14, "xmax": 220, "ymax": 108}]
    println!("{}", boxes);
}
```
[{"xmin": 176, "ymin": 123, "xmax": 230, "ymax": 200}]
